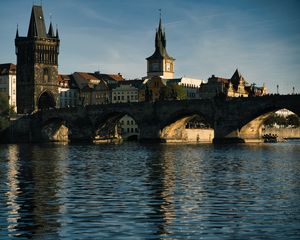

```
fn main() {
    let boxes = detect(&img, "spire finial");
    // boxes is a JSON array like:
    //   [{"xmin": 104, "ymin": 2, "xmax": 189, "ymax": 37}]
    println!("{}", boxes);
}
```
[{"xmin": 158, "ymin": 9, "xmax": 163, "ymax": 32}]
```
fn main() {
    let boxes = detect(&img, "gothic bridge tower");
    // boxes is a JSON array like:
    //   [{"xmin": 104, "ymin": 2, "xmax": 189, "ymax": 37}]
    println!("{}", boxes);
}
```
[
  {"xmin": 15, "ymin": 5, "xmax": 60, "ymax": 113},
  {"xmin": 146, "ymin": 16, "xmax": 175, "ymax": 79}
]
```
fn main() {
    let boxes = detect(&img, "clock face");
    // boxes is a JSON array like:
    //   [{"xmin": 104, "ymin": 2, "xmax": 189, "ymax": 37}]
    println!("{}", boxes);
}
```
[
  {"xmin": 166, "ymin": 63, "xmax": 171, "ymax": 71},
  {"xmin": 152, "ymin": 63, "xmax": 159, "ymax": 71}
]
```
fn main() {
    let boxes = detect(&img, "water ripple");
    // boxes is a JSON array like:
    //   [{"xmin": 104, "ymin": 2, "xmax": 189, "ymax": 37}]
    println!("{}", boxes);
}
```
[{"xmin": 0, "ymin": 141, "xmax": 300, "ymax": 239}]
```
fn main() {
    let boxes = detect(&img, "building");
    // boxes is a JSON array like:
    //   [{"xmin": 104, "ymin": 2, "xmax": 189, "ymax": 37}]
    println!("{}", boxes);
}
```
[
  {"xmin": 166, "ymin": 77, "xmax": 204, "ymax": 99},
  {"xmin": 112, "ymin": 84, "xmax": 139, "ymax": 103},
  {"xmin": 73, "ymin": 72, "xmax": 106, "ymax": 105},
  {"xmin": 94, "ymin": 72, "xmax": 124, "ymax": 85},
  {"xmin": 15, "ymin": 5, "xmax": 60, "ymax": 113},
  {"xmin": 58, "ymin": 74, "xmax": 79, "ymax": 108},
  {"xmin": 145, "ymin": 75, "xmax": 204, "ymax": 101},
  {"xmin": 146, "ymin": 16, "xmax": 175, "ymax": 79},
  {"xmin": 118, "ymin": 79, "xmax": 146, "ymax": 102},
  {"xmin": 118, "ymin": 114, "xmax": 139, "ymax": 140},
  {"xmin": 199, "ymin": 69, "xmax": 267, "ymax": 99},
  {"xmin": 145, "ymin": 76, "xmax": 168, "ymax": 101},
  {"xmin": 0, "ymin": 63, "xmax": 17, "ymax": 112}
]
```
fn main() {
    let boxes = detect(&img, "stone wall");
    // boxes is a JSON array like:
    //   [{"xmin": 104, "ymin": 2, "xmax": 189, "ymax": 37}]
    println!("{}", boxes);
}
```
[
  {"xmin": 184, "ymin": 129, "xmax": 214, "ymax": 143},
  {"xmin": 4, "ymin": 116, "xmax": 32, "ymax": 143},
  {"xmin": 164, "ymin": 128, "xmax": 214, "ymax": 143}
]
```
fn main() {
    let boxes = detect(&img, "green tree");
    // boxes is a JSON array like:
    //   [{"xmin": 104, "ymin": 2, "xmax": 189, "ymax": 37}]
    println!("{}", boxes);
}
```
[
  {"xmin": 160, "ymin": 84, "xmax": 187, "ymax": 100},
  {"xmin": 172, "ymin": 85, "xmax": 187, "ymax": 100},
  {"xmin": 264, "ymin": 113, "xmax": 287, "ymax": 127},
  {"xmin": 287, "ymin": 114, "xmax": 300, "ymax": 127},
  {"xmin": 0, "ymin": 93, "xmax": 10, "ymax": 130},
  {"xmin": 159, "ymin": 86, "xmax": 172, "ymax": 100},
  {"xmin": 0, "ymin": 93, "xmax": 9, "ymax": 114}
]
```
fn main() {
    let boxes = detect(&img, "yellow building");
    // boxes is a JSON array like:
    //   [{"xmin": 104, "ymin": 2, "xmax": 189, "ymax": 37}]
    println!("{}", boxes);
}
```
[{"xmin": 199, "ymin": 69, "xmax": 267, "ymax": 99}]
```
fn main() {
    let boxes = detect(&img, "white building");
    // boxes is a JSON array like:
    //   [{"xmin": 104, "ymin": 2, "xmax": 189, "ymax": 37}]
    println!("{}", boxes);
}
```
[
  {"xmin": 118, "ymin": 114, "xmax": 139, "ymax": 140},
  {"xmin": 112, "ymin": 84, "xmax": 139, "ymax": 103},
  {"xmin": 0, "ymin": 63, "xmax": 17, "ymax": 112},
  {"xmin": 167, "ymin": 77, "xmax": 205, "ymax": 99},
  {"xmin": 58, "ymin": 74, "xmax": 79, "ymax": 108}
]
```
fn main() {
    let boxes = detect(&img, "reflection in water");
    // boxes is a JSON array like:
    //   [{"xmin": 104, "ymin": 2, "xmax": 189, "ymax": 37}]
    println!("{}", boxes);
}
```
[
  {"xmin": 6, "ymin": 145, "xmax": 20, "ymax": 237},
  {"xmin": 1, "ymin": 144, "xmax": 68, "ymax": 239},
  {"xmin": 0, "ymin": 141, "xmax": 300, "ymax": 239},
  {"xmin": 145, "ymin": 145, "xmax": 177, "ymax": 237}
]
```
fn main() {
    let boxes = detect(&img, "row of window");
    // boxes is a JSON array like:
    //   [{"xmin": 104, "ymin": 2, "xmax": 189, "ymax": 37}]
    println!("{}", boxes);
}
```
[
  {"xmin": 60, "ymin": 99, "xmax": 77, "ymax": 107},
  {"xmin": 120, "ymin": 120, "xmax": 136, "ymax": 125},
  {"xmin": 60, "ymin": 91, "xmax": 77, "ymax": 98},
  {"xmin": 113, "ymin": 95, "xmax": 138, "ymax": 101},
  {"xmin": 121, "ymin": 128, "xmax": 139, "ymax": 134},
  {"xmin": 0, "ymin": 88, "xmax": 15, "ymax": 94},
  {"xmin": 0, "ymin": 79, "xmax": 16, "ymax": 84},
  {"xmin": 113, "ymin": 91, "xmax": 138, "ymax": 95}
]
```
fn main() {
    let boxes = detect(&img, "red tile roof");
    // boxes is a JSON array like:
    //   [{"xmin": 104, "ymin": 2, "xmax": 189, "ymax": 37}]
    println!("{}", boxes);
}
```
[{"xmin": 76, "ymin": 72, "xmax": 99, "ymax": 81}]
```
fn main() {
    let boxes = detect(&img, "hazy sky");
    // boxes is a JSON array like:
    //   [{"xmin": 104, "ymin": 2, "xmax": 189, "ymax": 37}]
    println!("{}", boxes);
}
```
[{"xmin": 1, "ymin": 0, "xmax": 300, "ymax": 93}]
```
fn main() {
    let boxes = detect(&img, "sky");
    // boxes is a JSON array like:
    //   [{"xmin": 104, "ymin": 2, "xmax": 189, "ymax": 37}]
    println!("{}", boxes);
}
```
[{"xmin": 0, "ymin": 0, "xmax": 300, "ymax": 94}]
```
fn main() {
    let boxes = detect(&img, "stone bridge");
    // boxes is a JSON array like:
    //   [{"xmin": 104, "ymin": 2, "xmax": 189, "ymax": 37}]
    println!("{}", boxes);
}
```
[{"xmin": 22, "ymin": 94, "xmax": 300, "ymax": 143}]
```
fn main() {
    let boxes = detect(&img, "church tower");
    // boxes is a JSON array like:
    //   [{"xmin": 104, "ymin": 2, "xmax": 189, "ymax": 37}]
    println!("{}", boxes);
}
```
[
  {"xmin": 146, "ymin": 16, "xmax": 175, "ymax": 79},
  {"xmin": 15, "ymin": 5, "xmax": 60, "ymax": 113}
]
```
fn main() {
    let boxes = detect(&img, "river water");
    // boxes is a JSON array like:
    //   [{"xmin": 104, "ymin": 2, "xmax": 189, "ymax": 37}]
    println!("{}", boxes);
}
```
[{"xmin": 0, "ymin": 141, "xmax": 300, "ymax": 239}]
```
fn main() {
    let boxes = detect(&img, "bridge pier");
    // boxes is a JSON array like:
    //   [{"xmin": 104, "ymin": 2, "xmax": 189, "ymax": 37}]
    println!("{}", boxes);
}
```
[
  {"xmin": 213, "ymin": 124, "xmax": 263, "ymax": 144},
  {"xmin": 138, "ymin": 123, "xmax": 161, "ymax": 142}
]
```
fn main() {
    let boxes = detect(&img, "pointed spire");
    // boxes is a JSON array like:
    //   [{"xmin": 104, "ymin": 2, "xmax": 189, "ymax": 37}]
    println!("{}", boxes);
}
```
[
  {"xmin": 231, "ymin": 69, "xmax": 242, "ymax": 81},
  {"xmin": 158, "ymin": 9, "xmax": 163, "ymax": 32},
  {"xmin": 48, "ymin": 22, "xmax": 54, "ymax": 37},
  {"xmin": 146, "ymin": 13, "xmax": 174, "ymax": 61},
  {"xmin": 27, "ymin": 5, "xmax": 47, "ymax": 38},
  {"xmin": 56, "ymin": 25, "xmax": 59, "ymax": 39},
  {"xmin": 16, "ymin": 24, "xmax": 19, "ymax": 38}
]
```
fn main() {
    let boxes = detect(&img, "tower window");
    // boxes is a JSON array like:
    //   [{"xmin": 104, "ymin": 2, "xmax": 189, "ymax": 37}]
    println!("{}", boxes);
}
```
[{"xmin": 43, "ymin": 68, "xmax": 49, "ymax": 82}]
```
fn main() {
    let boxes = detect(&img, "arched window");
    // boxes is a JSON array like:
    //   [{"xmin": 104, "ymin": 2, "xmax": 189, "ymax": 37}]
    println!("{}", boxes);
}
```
[{"xmin": 43, "ymin": 68, "xmax": 49, "ymax": 82}]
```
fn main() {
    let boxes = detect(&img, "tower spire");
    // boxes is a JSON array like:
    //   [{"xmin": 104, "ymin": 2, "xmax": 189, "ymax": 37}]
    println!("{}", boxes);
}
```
[
  {"xmin": 146, "ymin": 12, "xmax": 175, "ymax": 79},
  {"xmin": 48, "ymin": 22, "xmax": 54, "ymax": 37},
  {"xmin": 16, "ymin": 24, "xmax": 19, "ymax": 38},
  {"xmin": 158, "ymin": 9, "xmax": 162, "ymax": 31},
  {"xmin": 48, "ymin": 13, "xmax": 55, "ymax": 37},
  {"xmin": 56, "ymin": 24, "xmax": 59, "ymax": 39},
  {"xmin": 27, "ymin": 5, "xmax": 47, "ymax": 38}
]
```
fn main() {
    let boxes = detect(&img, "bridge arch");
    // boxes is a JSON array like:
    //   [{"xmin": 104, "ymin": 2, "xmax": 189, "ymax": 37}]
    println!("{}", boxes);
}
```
[
  {"xmin": 230, "ymin": 101, "xmax": 300, "ymax": 142},
  {"xmin": 40, "ymin": 116, "xmax": 95, "ymax": 142},
  {"xmin": 40, "ymin": 117, "xmax": 70, "ymax": 142},
  {"xmin": 160, "ymin": 110, "xmax": 214, "ymax": 143},
  {"xmin": 93, "ymin": 111, "xmax": 141, "ymax": 142}
]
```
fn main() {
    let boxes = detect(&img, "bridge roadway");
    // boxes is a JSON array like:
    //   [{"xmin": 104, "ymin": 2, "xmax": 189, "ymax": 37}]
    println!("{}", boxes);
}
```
[{"xmin": 23, "ymin": 94, "xmax": 300, "ymax": 143}]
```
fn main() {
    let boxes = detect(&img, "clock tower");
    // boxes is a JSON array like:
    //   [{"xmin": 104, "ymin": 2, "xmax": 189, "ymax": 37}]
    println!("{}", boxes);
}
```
[{"xmin": 146, "ymin": 16, "xmax": 175, "ymax": 79}]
